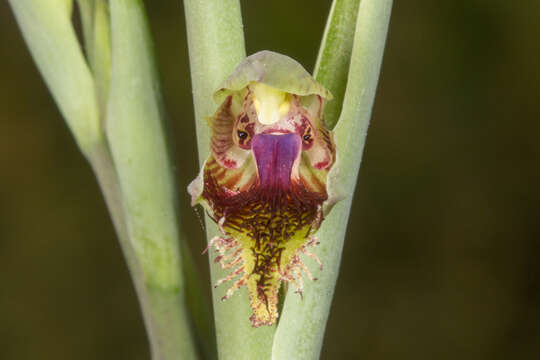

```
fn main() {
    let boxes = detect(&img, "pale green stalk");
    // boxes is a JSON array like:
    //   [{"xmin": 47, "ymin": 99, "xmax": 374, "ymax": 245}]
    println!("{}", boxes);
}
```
[
  {"xmin": 9, "ymin": 1, "xmax": 139, "ymax": 329},
  {"xmin": 76, "ymin": 0, "xmax": 112, "ymax": 113},
  {"xmin": 9, "ymin": 0, "xmax": 126, "ymax": 257},
  {"xmin": 182, "ymin": 1, "xmax": 276, "ymax": 359},
  {"xmin": 314, "ymin": 0, "xmax": 361, "ymax": 129},
  {"xmin": 11, "ymin": 1, "xmax": 201, "ymax": 359},
  {"xmin": 9, "ymin": 0, "xmax": 101, "ymax": 154},
  {"xmin": 272, "ymin": 1, "xmax": 393, "ymax": 359},
  {"xmin": 89, "ymin": 0, "xmax": 112, "ymax": 115},
  {"xmin": 76, "ymin": 0, "xmax": 95, "ymax": 56},
  {"xmin": 106, "ymin": 1, "xmax": 198, "ymax": 359}
]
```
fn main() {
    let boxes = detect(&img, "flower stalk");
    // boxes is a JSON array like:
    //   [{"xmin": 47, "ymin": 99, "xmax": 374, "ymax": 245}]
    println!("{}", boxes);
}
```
[
  {"xmin": 10, "ymin": 1, "xmax": 203, "ymax": 359},
  {"xmin": 314, "ymin": 0, "xmax": 361, "ymax": 129},
  {"xmin": 272, "ymin": 1, "xmax": 393, "ymax": 359},
  {"xmin": 106, "ymin": 1, "xmax": 198, "ymax": 359},
  {"xmin": 183, "ymin": 1, "xmax": 277, "ymax": 359}
]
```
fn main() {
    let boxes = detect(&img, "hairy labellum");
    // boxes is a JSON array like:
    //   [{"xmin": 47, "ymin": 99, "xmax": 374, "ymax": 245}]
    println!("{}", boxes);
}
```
[{"xmin": 189, "ymin": 51, "xmax": 339, "ymax": 327}]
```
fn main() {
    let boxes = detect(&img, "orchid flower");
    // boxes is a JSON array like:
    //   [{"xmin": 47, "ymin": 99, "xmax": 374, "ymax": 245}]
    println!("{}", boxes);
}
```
[{"xmin": 189, "ymin": 51, "xmax": 339, "ymax": 327}]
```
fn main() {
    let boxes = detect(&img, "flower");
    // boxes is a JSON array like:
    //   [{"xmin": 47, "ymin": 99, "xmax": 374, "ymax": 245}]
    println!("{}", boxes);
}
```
[{"xmin": 189, "ymin": 51, "xmax": 339, "ymax": 327}]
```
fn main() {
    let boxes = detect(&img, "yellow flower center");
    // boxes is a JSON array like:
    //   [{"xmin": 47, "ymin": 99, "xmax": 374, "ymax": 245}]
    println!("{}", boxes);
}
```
[{"xmin": 251, "ymin": 82, "xmax": 290, "ymax": 125}]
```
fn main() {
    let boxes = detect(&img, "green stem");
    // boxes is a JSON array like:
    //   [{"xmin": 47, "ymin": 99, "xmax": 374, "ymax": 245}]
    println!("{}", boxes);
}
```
[
  {"xmin": 76, "ymin": 0, "xmax": 95, "ymax": 62},
  {"xmin": 9, "ymin": 0, "xmax": 101, "ymax": 154},
  {"xmin": 12, "ymin": 1, "xmax": 210, "ymax": 358},
  {"xmin": 272, "ymin": 1, "xmax": 393, "ymax": 359},
  {"xmin": 88, "ymin": 144, "xmax": 129, "ymax": 260},
  {"xmin": 77, "ymin": 0, "xmax": 112, "ymax": 121},
  {"xmin": 91, "ymin": 0, "xmax": 112, "ymax": 116},
  {"xmin": 183, "ymin": 1, "xmax": 276, "ymax": 359},
  {"xmin": 105, "ymin": 1, "xmax": 198, "ymax": 359},
  {"xmin": 180, "ymin": 239, "xmax": 217, "ymax": 360},
  {"xmin": 9, "ymin": 3, "xmax": 145, "ymax": 347},
  {"xmin": 314, "ymin": 0, "xmax": 361, "ymax": 129},
  {"xmin": 87, "ymin": 143, "xmax": 156, "ymax": 353}
]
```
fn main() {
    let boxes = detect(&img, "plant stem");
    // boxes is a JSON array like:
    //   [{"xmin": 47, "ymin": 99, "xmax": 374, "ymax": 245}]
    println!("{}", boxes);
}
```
[
  {"xmin": 12, "ymin": 1, "xmax": 212, "ymax": 358},
  {"xmin": 87, "ymin": 143, "xmax": 157, "ymax": 351},
  {"xmin": 183, "ymin": 1, "xmax": 277, "ymax": 359},
  {"xmin": 314, "ymin": 0, "xmax": 361, "ymax": 129},
  {"xmin": 104, "ymin": 1, "xmax": 200, "ymax": 359},
  {"xmin": 272, "ymin": 1, "xmax": 393, "ymax": 359},
  {"xmin": 9, "ymin": 0, "xmax": 101, "ymax": 154},
  {"xmin": 76, "ymin": 0, "xmax": 96, "ymax": 61}
]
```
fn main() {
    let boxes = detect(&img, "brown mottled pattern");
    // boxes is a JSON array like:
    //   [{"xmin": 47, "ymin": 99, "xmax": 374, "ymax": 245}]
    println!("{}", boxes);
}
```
[
  {"xmin": 319, "ymin": 126, "xmax": 335, "ymax": 160},
  {"xmin": 210, "ymin": 96, "xmax": 235, "ymax": 164},
  {"xmin": 202, "ymin": 163, "xmax": 327, "ymax": 320}
]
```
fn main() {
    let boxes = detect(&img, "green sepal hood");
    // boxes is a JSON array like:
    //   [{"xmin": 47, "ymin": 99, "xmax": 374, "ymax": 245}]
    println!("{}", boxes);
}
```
[{"xmin": 213, "ymin": 50, "xmax": 333, "ymax": 104}]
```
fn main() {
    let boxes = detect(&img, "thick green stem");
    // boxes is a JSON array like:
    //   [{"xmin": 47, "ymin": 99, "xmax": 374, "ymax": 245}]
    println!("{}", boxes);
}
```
[
  {"xmin": 314, "ymin": 0, "xmax": 361, "ymax": 129},
  {"xmin": 180, "ymin": 238, "xmax": 217, "ymax": 360},
  {"xmin": 9, "ymin": 0, "xmax": 101, "ymax": 154},
  {"xmin": 272, "ymin": 1, "xmax": 393, "ymax": 359},
  {"xmin": 183, "ymin": 1, "xmax": 276, "ymax": 359},
  {"xmin": 105, "ymin": 1, "xmax": 199, "ymax": 359},
  {"xmin": 87, "ymin": 143, "xmax": 153, "ymax": 346}
]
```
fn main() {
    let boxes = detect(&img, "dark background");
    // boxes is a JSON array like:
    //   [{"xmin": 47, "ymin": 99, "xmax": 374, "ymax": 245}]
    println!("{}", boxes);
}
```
[{"xmin": 1, "ymin": 1, "xmax": 539, "ymax": 359}]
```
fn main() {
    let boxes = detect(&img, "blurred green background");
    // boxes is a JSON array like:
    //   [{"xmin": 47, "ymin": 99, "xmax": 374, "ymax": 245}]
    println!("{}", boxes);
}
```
[{"xmin": 1, "ymin": 1, "xmax": 539, "ymax": 359}]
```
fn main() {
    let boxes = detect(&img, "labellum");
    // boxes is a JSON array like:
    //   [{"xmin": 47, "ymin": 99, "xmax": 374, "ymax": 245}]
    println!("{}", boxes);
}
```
[{"xmin": 188, "ymin": 51, "xmax": 339, "ymax": 327}]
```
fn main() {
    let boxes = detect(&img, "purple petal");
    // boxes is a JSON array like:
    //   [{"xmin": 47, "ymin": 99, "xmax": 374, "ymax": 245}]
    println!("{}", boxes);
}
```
[{"xmin": 252, "ymin": 134, "xmax": 301, "ymax": 189}]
